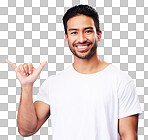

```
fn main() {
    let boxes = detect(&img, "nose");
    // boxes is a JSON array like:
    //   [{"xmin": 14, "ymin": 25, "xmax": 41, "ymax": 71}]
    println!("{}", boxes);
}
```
[{"xmin": 77, "ymin": 32, "xmax": 87, "ymax": 43}]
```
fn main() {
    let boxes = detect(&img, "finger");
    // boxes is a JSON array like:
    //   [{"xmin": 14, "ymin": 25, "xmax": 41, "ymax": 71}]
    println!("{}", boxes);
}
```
[
  {"xmin": 36, "ymin": 61, "xmax": 47, "ymax": 74},
  {"xmin": 23, "ymin": 64, "xmax": 29, "ymax": 74},
  {"xmin": 19, "ymin": 64, "xmax": 25, "ymax": 74},
  {"xmin": 28, "ymin": 62, "xmax": 33, "ymax": 74},
  {"xmin": 5, "ymin": 59, "xmax": 17, "ymax": 70}
]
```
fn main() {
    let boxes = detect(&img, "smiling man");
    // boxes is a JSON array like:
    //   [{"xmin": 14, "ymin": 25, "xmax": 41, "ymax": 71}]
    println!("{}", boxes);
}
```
[{"xmin": 6, "ymin": 4, "xmax": 142, "ymax": 140}]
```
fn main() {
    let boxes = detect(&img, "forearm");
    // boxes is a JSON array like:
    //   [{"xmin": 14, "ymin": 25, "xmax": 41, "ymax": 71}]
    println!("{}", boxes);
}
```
[
  {"xmin": 17, "ymin": 85, "xmax": 37, "ymax": 136},
  {"xmin": 120, "ymin": 132, "xmax": 137, "ymax": 140}
]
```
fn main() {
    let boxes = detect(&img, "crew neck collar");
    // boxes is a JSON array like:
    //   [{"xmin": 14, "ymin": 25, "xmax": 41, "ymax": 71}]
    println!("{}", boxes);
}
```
[{"xmin": 70, "ymin": 63, "xmax": 112, "ymax": 77}]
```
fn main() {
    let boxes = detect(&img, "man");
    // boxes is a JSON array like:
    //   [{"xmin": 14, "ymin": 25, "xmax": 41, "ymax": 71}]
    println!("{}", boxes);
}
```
[{"xmin": 6, "ymin": 5, "xmax": 142, "ymax": 140}]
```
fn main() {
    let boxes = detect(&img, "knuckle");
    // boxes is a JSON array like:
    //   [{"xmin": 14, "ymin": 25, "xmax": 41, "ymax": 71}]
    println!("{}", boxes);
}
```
[
  {"xmin": 28, "ymin": 62, "xmax": 32, "ymax": 65},
  {"xmin": 18, "ymin": 64, "xmax": 22, "ymax": 69},
  {"xmin": 24, "ymin": 64, "xmax": 28, "ymax": 68},
  {"xmin": 14, "ymin": 67, "xmax": 18, "ymax": 72},
  {"xmin": 18, "ymin": 64, "xmax": 22, "ymax": 68},
  {"xmin": 28, "ymin": 63, "xmax": 32, "ymax": 67},
  {"xmin": 29, "ymin": 63, "xmax": 33, "ymax": 68},
  {"xmin": 18, "ymin": 65, "xmax": 21, "ymax": 70},
  {"xmin": 20, "ymin": 66, "xmax": 24, "ymax": 71}
]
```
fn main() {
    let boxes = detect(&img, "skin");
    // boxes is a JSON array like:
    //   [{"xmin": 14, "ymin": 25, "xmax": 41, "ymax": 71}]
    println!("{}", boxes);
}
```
[
  {"xmin": 118, "ymin": 114, "xmax": 138, "ymax": 140},
  {"xmin": 6, "ymin": 14, "xmax": 139, "ymax": 139},
  {"xmin": 65, "ymin": 15, "xmax": 109, "ymax": 74}
]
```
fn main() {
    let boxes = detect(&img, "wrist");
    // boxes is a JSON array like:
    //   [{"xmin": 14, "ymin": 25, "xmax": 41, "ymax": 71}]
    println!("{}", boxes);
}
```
[
  {"xmin": 21, "ymin": 83, "xmax": 33, "ymax": 88},
  {"xmin": 21, "ymin": 84, "xmax": 33, "ymax": 94}
]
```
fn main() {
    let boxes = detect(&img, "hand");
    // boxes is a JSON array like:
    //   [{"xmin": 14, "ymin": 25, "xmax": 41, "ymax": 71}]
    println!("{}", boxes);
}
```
[{"xmin": 6, "ymin": 59, "xmax": 47, "ymax": 87}]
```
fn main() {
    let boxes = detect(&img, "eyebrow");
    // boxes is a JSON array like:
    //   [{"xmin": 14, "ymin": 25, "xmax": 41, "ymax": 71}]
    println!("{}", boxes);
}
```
[{"xmin": 68, "ymin": 27, "xmax": 94, "ymax": 31}]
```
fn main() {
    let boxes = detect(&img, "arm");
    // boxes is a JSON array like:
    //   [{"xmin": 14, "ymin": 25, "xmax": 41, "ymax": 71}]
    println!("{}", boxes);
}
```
[
  {"xmin": 118, "ymin": 114, "xmax": 139, "ymax": 140},
  {"xmin": 6, "ymin": 60, "xmax": 48, "ymax": 136},
  {"xmin": 17, "ymin": 85, "xmax": 50, "ymax": 137}
]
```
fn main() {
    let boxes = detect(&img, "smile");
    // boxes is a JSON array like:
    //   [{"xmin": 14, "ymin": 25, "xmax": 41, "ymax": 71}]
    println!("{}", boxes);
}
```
[{"xmin": 74, "ymin": 42, "xmax": 92, "ymax": 51}]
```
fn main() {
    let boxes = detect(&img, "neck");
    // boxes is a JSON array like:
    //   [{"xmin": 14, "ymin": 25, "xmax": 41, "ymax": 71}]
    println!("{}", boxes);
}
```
[{"xmin": 73, "ymin": 51, "xmax": 106, "ymax": 74}]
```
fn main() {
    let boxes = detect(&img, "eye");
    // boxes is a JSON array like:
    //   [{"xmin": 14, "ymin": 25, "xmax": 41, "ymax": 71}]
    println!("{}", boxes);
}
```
[
  {"xmin": 85, "ymin": 30, "xmax": 92, "ymax": 33},
  {"xmin": 71, "ymin": 32, "xmax": 77, "ymax": 35}
]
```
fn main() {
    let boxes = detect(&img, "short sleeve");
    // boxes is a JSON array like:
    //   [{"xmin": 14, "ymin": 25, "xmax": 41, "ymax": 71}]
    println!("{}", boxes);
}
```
[
  {"xmin": 35, "ymin": 75, "xmax": 54, "ymax": 105},
  {"xmin": 118, "ymin": 80, "xmax": 142, "ymax": 119}
]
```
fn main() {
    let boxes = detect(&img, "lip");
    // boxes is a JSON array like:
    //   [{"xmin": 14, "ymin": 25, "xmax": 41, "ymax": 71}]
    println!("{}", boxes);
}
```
[{"xmin": 75, "ymin": 43, "xmax": 90, "ymax": 46}]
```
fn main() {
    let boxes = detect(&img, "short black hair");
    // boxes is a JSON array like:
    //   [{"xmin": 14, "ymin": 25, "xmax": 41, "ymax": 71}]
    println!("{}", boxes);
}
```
[{"xmin": 62, "ymin": 4, "xmax": 100, "ymax": 35}]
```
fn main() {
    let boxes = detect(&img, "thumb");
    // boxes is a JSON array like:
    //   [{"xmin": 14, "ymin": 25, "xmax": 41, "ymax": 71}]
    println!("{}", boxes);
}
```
[
  {"xmin": 5, "ymin": 59, "xmax": 17, "ymax": 70},
  {"xmin": 36, "ymin": 61, "xmax": 47, "ymax": 74}
]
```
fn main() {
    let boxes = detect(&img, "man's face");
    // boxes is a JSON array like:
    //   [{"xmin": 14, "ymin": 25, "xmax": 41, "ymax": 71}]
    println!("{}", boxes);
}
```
[{"xmin": 65, "ymin": 15, "xmax": 102, "ymax": 59}]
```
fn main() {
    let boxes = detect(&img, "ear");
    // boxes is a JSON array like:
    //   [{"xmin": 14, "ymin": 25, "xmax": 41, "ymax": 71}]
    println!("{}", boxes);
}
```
[
  {"xmin": 64, "ymin": 33, "xmax": 68, "ymax": 44},
  {"xmin": 97, "ymin": 30, "xmax": 102, "ymax": 41}
]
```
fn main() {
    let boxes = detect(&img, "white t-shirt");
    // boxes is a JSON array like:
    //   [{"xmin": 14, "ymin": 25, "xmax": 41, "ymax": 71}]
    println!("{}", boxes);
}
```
[{"xmin": 36, "ymin": 64, "xmax": 142, "ymax": 140}]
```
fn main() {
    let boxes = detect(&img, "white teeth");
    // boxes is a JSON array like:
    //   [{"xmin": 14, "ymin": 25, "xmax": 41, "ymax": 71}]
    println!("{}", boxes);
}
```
[{"xmin": 77, "ymin": 46, "xmax": 87, "ymax": 49}]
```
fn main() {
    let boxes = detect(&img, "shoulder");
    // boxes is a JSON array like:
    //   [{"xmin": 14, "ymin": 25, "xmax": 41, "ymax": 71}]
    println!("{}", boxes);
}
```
[
  {"xmin": 101, "ymin": 61, "xmax": 132, "ymax": 83},
  {"xmin": 110, "ymin": 64, "xmax": 132, "ymax": 83},
  {"xmin": 107, "ymin": 64, "xmax": 134, "ymax": 93},
  {"xmin": 108, "ymin": 64, "xmax": 138, "ymax": 98}
]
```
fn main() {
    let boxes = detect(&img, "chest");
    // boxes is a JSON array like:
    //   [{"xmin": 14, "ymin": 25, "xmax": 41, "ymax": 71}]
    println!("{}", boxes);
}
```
[{"xmin": 51, "ymin": 77, "xmax": 117, "ymax": 112}]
